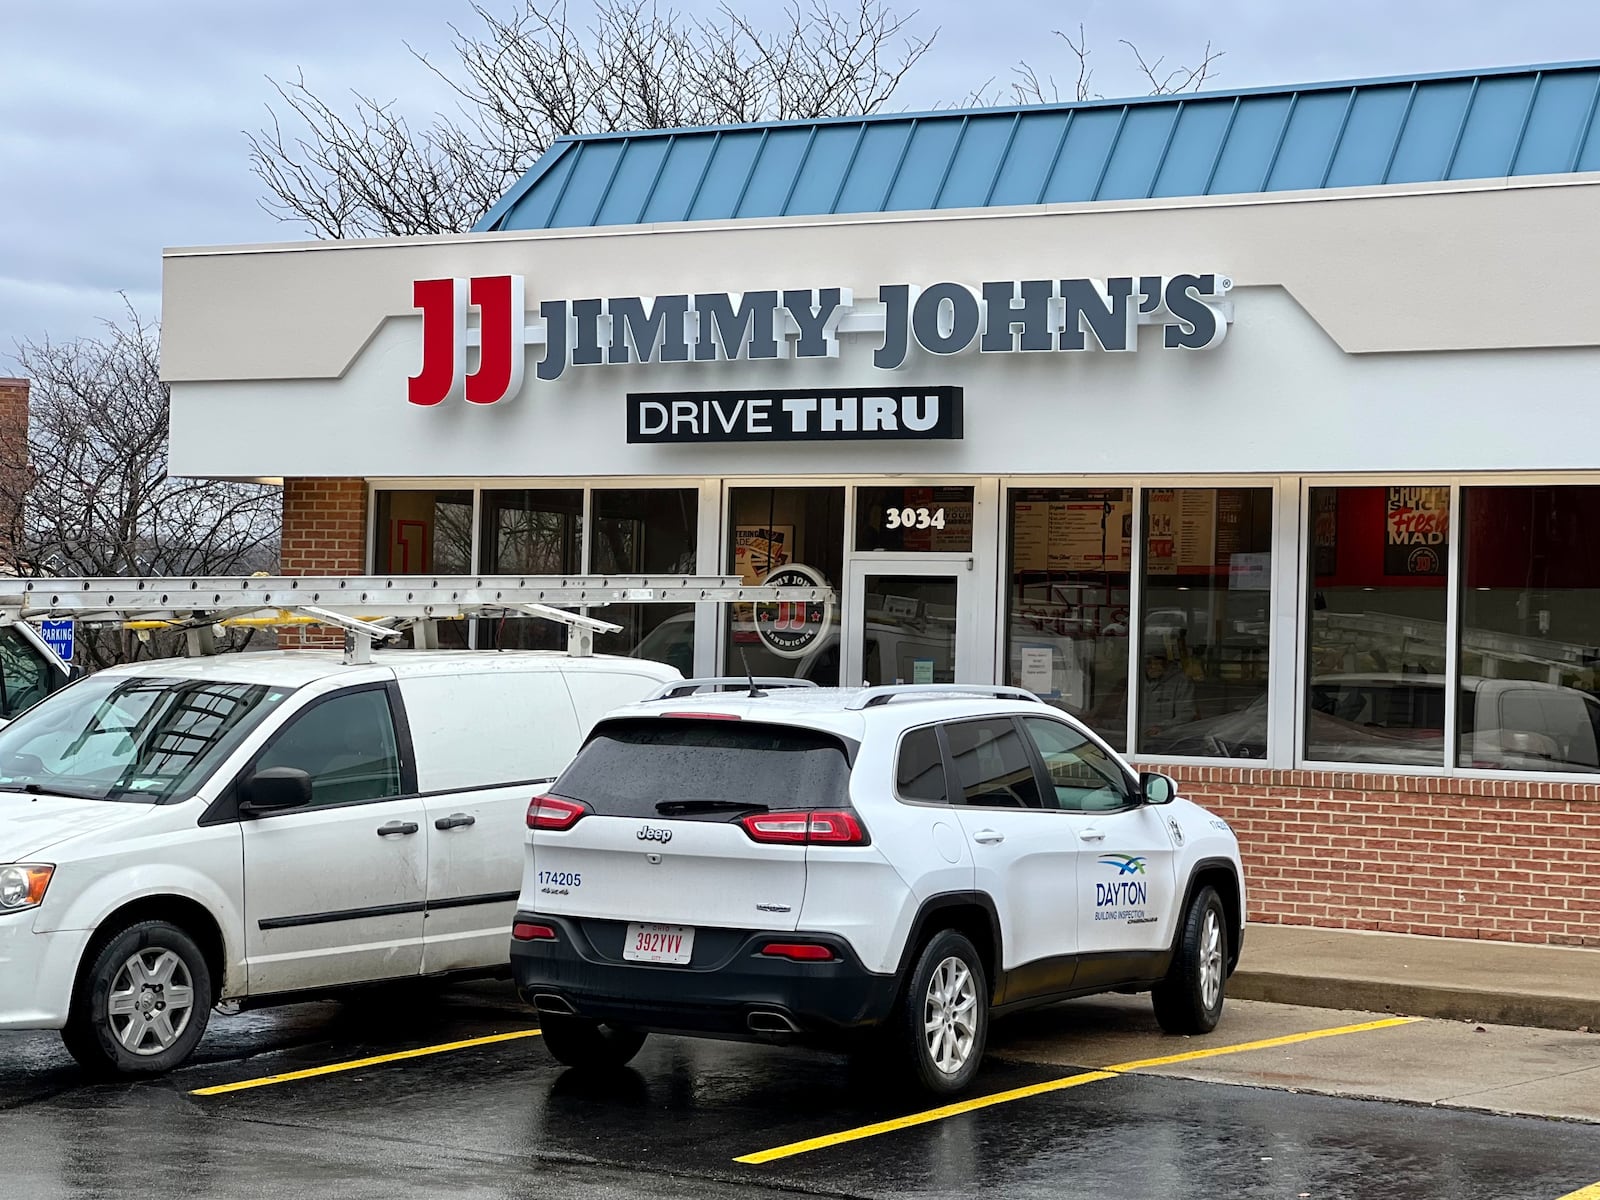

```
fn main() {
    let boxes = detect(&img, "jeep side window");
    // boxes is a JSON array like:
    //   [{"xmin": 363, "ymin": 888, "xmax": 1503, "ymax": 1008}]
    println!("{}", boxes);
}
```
[
  {"xmin": 254, "ymin": 688, "xmax": 402, "ymax": 808},
  {"xmin": 0, "ymin": 627, "xmax": 57, "ymax": 718},
  {"xmin": 895, "ymin": 727, "xmax": 948, "ymax": 803},
  {"xmin": 943, "ymin": 718, "xmax": 1043, "ymax": 810},
  {"xmin": 1021, "ymin": 717, "xmax": 1131, "ymax": 812}
]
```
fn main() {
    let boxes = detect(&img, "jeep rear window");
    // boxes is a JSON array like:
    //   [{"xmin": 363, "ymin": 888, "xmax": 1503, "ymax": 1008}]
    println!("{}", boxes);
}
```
[{"xmin": 551, "ymin": 718, "xmax": 853, "ymax": 819}]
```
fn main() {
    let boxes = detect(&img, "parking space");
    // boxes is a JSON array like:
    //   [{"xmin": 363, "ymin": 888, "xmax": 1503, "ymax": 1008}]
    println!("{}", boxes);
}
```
[{"xmin": 4, "ymin": 984, "xmax": 1600, "ymax": 1200}]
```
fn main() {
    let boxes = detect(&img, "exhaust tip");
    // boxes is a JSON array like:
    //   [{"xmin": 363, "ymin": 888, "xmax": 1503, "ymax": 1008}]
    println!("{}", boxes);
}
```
[
  {"xmin": 746, "ymin": 1010, "xmax": 800, "ymax": 1034},
  {"xmin": 532, "ymin": 993, "xmax": 576, "ymax": 1015}
]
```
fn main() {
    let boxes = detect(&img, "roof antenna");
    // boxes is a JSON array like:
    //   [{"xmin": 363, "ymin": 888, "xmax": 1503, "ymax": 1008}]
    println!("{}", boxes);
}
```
[{"xmin": 737, "ymin": 646, "xmax": 765, "ymax": 698}]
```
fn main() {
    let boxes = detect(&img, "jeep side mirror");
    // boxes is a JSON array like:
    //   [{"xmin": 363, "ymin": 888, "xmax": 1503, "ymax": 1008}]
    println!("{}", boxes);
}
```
[
  {"xmin": 1140, "ymin": 771, "xmax": 1176, "ymax": 806},
  {"xmin": 239, "ymin": 766, "xmax": 313, "ymax": 815}
]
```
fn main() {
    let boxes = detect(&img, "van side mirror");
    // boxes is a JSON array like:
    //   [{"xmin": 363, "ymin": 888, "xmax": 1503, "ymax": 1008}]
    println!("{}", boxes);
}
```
[
  {"xmin": 1140, "ymin": 771, "xmax": 1176, "ymax": 806},
  {"xmin": 239, "ymin": 766, "xmax": 313, "ymax": 815}
]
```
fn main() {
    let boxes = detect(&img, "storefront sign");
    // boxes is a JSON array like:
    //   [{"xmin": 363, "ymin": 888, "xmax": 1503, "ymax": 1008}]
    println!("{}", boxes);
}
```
[
  {"xmin": 627, "ymin": 387, "xmax": 962, "ymax": 443},
  {"xmin": 1385, "ymin": 486, "xmax": 1449, "ymax": 576},
  {"xmin": 408, "ymin": 274, "xmax": 1231, "ymax": 406}
]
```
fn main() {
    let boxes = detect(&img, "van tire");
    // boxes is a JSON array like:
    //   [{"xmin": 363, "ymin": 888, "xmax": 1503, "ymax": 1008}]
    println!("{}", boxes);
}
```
[
  {"xmin": 886, "ymin": 929, "xmax": 988, "ymax": 1096},
  {"xmin": 62, "ymin": 920, "xmax": 213, "ymax": 1076},
  {"xmin": 538, "ymin": 1014, "xmax": 647, "ymax": 1070},
  {"xmin": 1152, "ymin": 886, "xmax": 1227, "ymax": 1036}
]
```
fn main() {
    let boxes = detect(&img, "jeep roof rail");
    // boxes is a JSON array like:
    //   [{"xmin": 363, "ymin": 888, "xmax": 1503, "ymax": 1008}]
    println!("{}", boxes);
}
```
[
  {"xmin": 846, "ymin": 684, "xmax": 1045, "ymax": 710},
  {"xmin": 647, "ymin": 677, "xmax": 822, "ymax": 700}
]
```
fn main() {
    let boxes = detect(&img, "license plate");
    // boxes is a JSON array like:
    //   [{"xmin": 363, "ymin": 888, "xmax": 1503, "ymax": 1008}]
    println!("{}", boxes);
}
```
[{"xmin": 623, "ymin": 923, "xmax": 694, "ymax": 965}]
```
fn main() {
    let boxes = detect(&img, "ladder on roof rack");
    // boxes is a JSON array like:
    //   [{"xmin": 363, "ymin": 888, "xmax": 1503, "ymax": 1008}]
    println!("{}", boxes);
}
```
[
  {"xmin": 845, "ymin": 684, "xmax": 1045, "ymax": 710},
  {"xmin": 0, "ymin": 574, "xmax": 837, "ymax": 666}
]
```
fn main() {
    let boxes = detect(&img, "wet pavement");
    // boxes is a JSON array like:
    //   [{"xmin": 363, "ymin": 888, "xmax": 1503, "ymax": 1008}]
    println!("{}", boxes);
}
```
[{"xmin": 3, "ymin": 982, "xmax": 1599, "ymax": 1200}]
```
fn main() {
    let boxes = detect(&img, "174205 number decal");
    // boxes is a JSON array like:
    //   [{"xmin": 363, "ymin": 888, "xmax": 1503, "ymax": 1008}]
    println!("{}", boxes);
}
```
[{"xmin": 537, "ymin": 871, "xmax": 582, "ymax": 887}]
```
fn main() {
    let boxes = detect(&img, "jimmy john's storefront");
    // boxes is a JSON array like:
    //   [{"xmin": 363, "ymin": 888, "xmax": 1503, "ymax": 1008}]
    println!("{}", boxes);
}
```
[{"xmin": 161, "ymin": 106, "xmax": 1600, "ymax": 945}]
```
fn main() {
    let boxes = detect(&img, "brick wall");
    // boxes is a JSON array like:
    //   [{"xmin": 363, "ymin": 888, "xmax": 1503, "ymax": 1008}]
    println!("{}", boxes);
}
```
[
  {"xmin": 0, "ymin": 378, "xmax": 30, "ymax": 568},
  {"xmin": 279, "ymin": 477, "xmax": 368, "ymax": 647},
  {"xmin": 1141, "ymin": 762, "xmax": 1600, "ymax": 948}
]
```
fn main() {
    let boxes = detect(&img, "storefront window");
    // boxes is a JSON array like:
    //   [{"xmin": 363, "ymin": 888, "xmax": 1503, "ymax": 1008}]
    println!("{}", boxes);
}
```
[
  {"xmin": 372, "ymin": 490, "xmax": 472, "ymax": 647},
  {"xmin": 1138, "ymin": 488, "xmax": 1272, "ymax": 759},
  {"xmin": 1459, "ymin": 486, "xmax": 1600, "ymax": 772},
  {"xmin": 724, "ymin": 487, "xmax": 845, "ymax": 686},
  {"xmin": 479, "ymin": 489, "xmax": 583, "ymax": 650},
  {"xmin": 1304, "ymin": 485, "xmax": 1449, "ymax": 766},
  {"xmin": 855, "ymin": 486, "xmax": 975, "ymax": 552},
  {"xmin": 1005, "ymin": 488, "xmax": 1133, "ymax": 750},
  {"xmin": 591, "ymin": 489, "xmax": 699, "ymax": 675}
]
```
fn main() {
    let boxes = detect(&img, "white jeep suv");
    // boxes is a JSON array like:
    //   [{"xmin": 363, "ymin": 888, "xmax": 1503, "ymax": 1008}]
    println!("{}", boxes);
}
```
[{"xmin": 511, "ymin": 681, "xmax": 1245, "ymax": 1094}]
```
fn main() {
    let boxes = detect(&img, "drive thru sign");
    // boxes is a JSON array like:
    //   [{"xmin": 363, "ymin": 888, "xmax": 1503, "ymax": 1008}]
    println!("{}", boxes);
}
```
[{"xmin": 39, "ymin": 618, "xmax": 74, "ymax": 663}]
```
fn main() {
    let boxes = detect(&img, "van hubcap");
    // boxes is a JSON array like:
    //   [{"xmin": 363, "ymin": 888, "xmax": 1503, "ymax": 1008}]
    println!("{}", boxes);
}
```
[
  {"xmin": 924, "ymin": 957, "xmax": 978, "ymax": 1075},
  {"xmin": 107, "ymin": 949, "xmax": 195, "ymax": 1055}
]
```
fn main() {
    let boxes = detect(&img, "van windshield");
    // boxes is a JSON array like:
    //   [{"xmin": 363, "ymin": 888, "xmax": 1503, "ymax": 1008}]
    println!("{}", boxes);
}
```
[
  {"xmin": 552, "ymin": 718, "xmax": 853, "ymax": 819},
  {"xmin": 0, "ymin": 675, "xmax": 293, "ymax": 803}
]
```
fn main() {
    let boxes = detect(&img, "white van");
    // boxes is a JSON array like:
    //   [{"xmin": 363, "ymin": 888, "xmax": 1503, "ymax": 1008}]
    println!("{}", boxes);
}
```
[{"xmin": 0, "ymin": 648, "xmax": 678, "ymax": 1074}]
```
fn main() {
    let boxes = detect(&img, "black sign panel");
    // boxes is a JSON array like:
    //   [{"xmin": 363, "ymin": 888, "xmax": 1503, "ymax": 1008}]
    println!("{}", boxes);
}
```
[{"xmin": 627, "ymin": 387, "xmax": 963, "ymax": 444}]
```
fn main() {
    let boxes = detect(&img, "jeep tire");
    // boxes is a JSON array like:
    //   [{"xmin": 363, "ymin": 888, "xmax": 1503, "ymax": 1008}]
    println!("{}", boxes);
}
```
[
  {"xmin": 1152, "ymin": 885, "xmax": 1227, "ymax": 1035},
  {"xmin": 887, "ymin": 929, "xmax": 988, "ymax": 1096}
]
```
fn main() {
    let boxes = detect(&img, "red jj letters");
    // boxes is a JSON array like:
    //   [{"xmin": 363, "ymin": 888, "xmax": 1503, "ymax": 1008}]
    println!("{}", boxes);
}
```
[{"xmin": 408, "ymin": 275, "xmax": 526, "ymax": 406}]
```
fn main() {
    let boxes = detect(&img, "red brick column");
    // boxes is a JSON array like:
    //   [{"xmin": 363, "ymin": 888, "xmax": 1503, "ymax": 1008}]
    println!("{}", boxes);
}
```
[
  {"xmin": 279, "ymin": 477, "xmax": 368, "ymax": 647},
  {"xmin": 1138, "ymin": 762, "xmax": 1600, "ymax": 947},
  {"xmin": 0, "ymin": 378, "xmax": 31, "ymax": 570}
]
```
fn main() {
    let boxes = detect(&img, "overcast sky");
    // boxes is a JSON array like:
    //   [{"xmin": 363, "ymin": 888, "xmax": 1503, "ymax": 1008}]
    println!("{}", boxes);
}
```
[{"xmin": 5, "ymin": 0, "xmax": 1600, "ymax": 359}]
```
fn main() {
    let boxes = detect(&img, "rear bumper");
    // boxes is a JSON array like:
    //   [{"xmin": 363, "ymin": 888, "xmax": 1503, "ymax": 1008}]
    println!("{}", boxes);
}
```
[{"xmin": 510, "ymin": 912, "xmax": 899, "ymax": 1038}]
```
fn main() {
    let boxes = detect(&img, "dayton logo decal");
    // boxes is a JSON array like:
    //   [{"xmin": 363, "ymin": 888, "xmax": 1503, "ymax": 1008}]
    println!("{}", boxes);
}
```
[
  {"xmin": 409, "ymin": 275, "xmax": 526, "ymax": 407},
  {"xmin": 1097, "ymin": 854, "xmax": 1147, "ymax": 876}
]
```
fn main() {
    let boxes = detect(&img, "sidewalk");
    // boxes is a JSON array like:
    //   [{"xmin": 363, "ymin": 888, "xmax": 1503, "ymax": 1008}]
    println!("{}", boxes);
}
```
[{"xmin": 1232, "ymin": 924, "xmax": 1600, "ymax": 1032}]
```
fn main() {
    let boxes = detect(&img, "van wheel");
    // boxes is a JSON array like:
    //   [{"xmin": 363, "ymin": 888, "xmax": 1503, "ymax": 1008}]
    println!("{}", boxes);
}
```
[
  {"xmin": 886, "ymin": 929, "xmax": 988, "ymax": 1096},
  {"xmin": 62, "ymin": 920, "xmax": 213, "ymax": 1076},
  {"xmin": 1152, "ymin": 886, "xmax": 1227, "ymax": 1035},
  {"xmin": 538, "ymin": 1014, "xmax": 647, "ymax": 1069}
]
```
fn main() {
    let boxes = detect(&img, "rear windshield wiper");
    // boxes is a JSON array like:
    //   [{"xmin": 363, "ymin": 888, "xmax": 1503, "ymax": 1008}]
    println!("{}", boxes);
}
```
[{"xmin": 654, "ymin": 799, "xmax": 769, "ymax": 815}]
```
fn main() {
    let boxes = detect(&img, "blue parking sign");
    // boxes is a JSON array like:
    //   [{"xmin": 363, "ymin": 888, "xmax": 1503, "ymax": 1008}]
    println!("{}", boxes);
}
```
[{"xmin": 39, "ymin": 619, "xmax": 74, "ymax": 664}]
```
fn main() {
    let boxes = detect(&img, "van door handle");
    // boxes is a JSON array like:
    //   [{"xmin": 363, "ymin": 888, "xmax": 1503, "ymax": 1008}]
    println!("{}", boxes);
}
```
[
  {"xmin": 433, "ymin": 813, "xmax": 476, "ymax": 831},
  {"xmin": 377, "ymin": 821, "xmax": 420, "ymax": 837},
  {"xmin": 1078, "ymin": 828, "xmax": 1105, "ymax": 842},
  {"xmin": 973, "ymin": 829, "xmax": 1005, "ymax": 845}
]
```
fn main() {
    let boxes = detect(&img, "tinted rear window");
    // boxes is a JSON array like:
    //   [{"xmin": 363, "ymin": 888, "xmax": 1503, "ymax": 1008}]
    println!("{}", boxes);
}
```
[{"xmin": 552, "ymin": 719, "xmax": 853, "ymax": 819}]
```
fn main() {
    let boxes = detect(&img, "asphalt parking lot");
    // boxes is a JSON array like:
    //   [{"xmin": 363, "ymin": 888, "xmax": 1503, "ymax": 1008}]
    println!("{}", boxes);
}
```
[{"xmin": 4, "ymin": 982, "xmax": 1599, "ymax": 1200}]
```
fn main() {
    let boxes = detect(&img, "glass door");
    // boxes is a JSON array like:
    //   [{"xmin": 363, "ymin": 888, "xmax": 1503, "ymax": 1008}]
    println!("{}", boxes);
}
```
[{"xmin": 843, "ymin": 558, "xmax": 977, "ymax": 688}]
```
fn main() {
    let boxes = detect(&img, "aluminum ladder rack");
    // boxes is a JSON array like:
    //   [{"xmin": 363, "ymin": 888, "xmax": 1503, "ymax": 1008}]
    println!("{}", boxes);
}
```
[{"xmin": 0, "ymin": 574, "xmax": 836, "ymax": 665}]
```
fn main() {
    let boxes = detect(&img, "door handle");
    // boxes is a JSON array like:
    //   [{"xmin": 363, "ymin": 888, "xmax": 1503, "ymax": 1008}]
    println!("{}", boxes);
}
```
[
  {"xmin": 377, "ymin": 821, "xmax": 420, "ymax": 837},
  {"xmin": 1078, "ymin": 828, "xmax": 1105, "ymax": 842},
  {"xmin": 433, "ymin": 813, "xmax": 476, "ymax": 830},
  {"xmin": 972, "ymin": 829, "xmax": 1005, "ymax": 845}
]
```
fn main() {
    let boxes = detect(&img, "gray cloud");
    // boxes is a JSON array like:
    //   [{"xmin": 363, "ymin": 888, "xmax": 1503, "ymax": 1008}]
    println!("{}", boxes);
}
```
[{"xmin": 5, "ymin": 0, "xmax": 1600, "ymax": 356}]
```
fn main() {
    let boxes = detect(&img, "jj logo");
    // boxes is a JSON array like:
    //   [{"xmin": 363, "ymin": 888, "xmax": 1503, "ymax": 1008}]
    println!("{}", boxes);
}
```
[
  {"xmin": 408, "ymin": 275, "xmax": 526, "ymax": 407},
  {"xmin": 637, "ymin": 825, "xmax": 673, "ymax": 844}
]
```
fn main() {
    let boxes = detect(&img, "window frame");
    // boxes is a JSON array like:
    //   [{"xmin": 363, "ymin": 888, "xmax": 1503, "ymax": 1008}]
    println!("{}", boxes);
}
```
[{"xmin": 936, "ymin": 715, "xmax": 1050, "ymax": 812}]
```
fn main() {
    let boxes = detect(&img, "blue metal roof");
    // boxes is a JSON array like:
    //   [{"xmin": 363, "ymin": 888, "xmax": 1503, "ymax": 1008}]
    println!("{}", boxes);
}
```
[{"xmin": 476, "ymin": 60, "xmax": 1600, "ymax": 232}]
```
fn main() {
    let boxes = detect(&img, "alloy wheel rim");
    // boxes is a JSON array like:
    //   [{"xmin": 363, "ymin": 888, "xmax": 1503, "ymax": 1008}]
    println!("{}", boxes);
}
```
[
  {"xmin": 1199, "ymin": 909, "xmax": 1224, "ymax": 1011},
  {"xmin": 923, "ymin": 956, "xmax": 979, "ymax": 1075},
  {"xmin": 107, "ymin": 948, "xmax": 195, "ymax": 1055}
]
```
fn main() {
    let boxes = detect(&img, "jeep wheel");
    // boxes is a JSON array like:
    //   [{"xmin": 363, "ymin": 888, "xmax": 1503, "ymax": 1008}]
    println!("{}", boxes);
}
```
[
  {"xmin": 1152, "ymin": 885, "xmax": 1227, "ymax": 1035},
  {"xmin": 538, "ymin": 1014, "xmax": 647, "ymax": 1070},
  {"xmin": 889, "ymin": 929, "xmax": 988, "ymax": 1095},
  {"xmin": 62, "ymin": 920, "xmax": 213, "ymax": 1076}
]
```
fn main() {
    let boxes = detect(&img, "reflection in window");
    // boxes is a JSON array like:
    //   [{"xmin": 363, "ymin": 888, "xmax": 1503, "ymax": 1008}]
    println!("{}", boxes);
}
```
[
  {"xmin": 724, "ymin": 487, "xmax": 844, "ymax": 686},
  {"xmin": 591, "ymin": 489, "xmax": 699, "ymax": 675},
  {"xmin": 861, "ymin": 575, "xmax": 957, "ymax": 686},
  {"xmin": 373, "ymin": 490, "xmax": 473, "ymax": 648},
  {"xmin": 479, "ymin": 489, "xmax": 583, "ymax": 650},
  {"xmin": 1459, "ymin": 486, "xmax": 1600, "ymax": 772},
  {"xmin": 944, "ymin": 719, "xmax": 1043, "ymax": 809},
  {"xmin": 1005, "ymin": 488, "xmax": 1132, "ymax": 750},
  {"xmin": 257, "ymin": 689, "xmax": 402, "ymax": 808},
  {"xmin": 896, "ymin": 727, "xmax": 947, "ymax": 803},
  {"xmin": 1138, "ymin": 488, "xmax": 1272, "ymax": 759},
  {"xmin": 1305, "ymin": 485, "xmax": 1448, "ymax": 766}
]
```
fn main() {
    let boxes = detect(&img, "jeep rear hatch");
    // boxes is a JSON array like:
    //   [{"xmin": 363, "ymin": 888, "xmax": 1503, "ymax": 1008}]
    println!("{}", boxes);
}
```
[{"xmin": 527, "ymin": 717, "xmax": 856, "ymax": 933}]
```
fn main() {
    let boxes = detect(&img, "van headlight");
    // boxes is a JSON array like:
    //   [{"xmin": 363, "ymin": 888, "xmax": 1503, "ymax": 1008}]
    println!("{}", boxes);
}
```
[{"xmin": 0, "ymin": 864, "xmax": 53, "ymax": 912}]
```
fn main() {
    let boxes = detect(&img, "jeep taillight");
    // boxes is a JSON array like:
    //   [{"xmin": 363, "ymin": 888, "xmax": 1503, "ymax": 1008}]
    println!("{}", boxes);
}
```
[
  {"xmin": 739, "ymin": 809, "xmax": 868, "ymax": 846},
  {"xmin": 527, "ymin": 795, "xmax": 588, "ymax": 831}
]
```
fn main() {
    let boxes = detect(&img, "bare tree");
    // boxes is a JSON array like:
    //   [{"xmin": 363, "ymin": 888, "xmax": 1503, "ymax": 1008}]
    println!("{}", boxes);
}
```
[
  {"xmin": 969, "ymin": 24, "xmax": 1223, "ymax": 107},
  {"xmin": 0, "ymin": 305, "xmax": 281, "ymax": 668},
  {"xmin": 248, "ymin": 0, "xmax": 937, "ymax": 239}
]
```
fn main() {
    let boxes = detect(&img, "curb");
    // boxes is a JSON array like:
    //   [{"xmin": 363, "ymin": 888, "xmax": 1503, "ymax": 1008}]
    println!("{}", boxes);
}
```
[{"xmin": 1230, "ymin": 969, "xmax": 1600, "ymax": 1033}]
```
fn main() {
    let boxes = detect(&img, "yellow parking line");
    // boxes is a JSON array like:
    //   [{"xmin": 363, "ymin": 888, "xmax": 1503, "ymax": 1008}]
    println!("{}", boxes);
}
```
[
  {"xmin": 735, "ymin": 1016, "xmax": 1417, "ymax": 1164},
  {"xmin": 1556, "ymin": 1184, "xmax": 1600, "ymax": 1200},
  {"xmin": 190, "ymin": 1029, "xmax": 542, "ymax": 1096}
]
